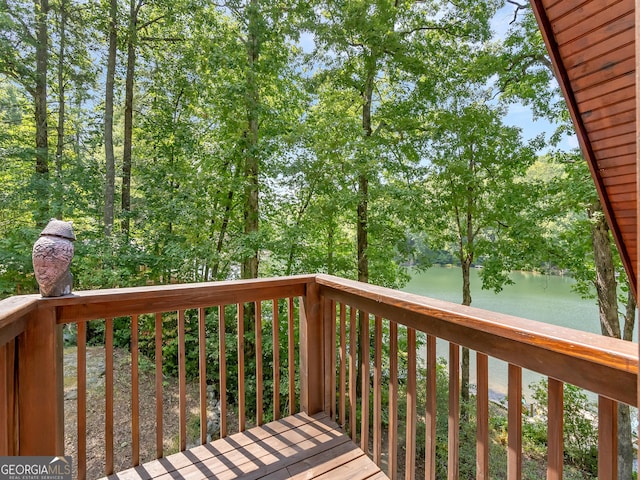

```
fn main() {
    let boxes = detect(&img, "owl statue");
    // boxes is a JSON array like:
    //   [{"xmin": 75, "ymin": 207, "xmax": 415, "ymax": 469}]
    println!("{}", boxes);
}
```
[{"xmin": 32, "ymin": 219, "xmax": 76, "ymax": 297}]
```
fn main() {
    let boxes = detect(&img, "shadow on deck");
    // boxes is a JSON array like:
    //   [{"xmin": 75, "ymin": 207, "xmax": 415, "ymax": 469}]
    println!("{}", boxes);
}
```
[{"xmin": 104, "ymin": 413, "xmax": 387, "ymax": 480}]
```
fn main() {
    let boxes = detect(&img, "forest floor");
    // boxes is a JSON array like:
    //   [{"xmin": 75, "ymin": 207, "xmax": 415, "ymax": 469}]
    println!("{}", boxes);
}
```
[{"xmin": 63, "ymin": 346, "xmax": 232, "ymax": 480}]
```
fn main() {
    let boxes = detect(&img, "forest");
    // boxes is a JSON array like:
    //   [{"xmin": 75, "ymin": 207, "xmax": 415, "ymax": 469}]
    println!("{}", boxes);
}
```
[{"xmin": 1, "ymin": 0, "xmax": 599, "ymax": 296}]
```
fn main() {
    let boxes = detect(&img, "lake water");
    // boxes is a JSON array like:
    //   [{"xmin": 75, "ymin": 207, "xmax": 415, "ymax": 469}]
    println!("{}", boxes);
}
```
[{"xmin": 402, "ymin": 265, "xmax": 632, "ymax": 401}]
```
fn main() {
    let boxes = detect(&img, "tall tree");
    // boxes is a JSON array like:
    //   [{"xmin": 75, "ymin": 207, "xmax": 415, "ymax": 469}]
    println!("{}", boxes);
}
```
[
  {"xmin": 241, "ymin": 0, "xmax": 260, "ymax": 280},
  {"xmin": 500, "ymin": 5, "xmax": 637, "ymax": 475},
  {"xmin": 424, "ymin": 99, "xmax": 542, "ymax": 406},
  {"xmin": 0, "ymin": 0, "xmax": 51, "ymax": 223},
  {"xmin": 309, "ymin": 0, "xmax": 498, "ymax": 285},
  {"xmin": 0, "ymin": 81, "xmax": 40, "ymax": 295},
  {"xmin": 34, "ymin": 0, "xmax": 50, "ymax": 223},
  {"xmin": 308, "ymin": 3, "xmax": 500, "ymax": 405},
  {"xmin": 50, "ymin": 0, "xmax": 95, "ymax": 219},
  {"xmin": 120, "ymin": 0, "xmax": 143, "ymax": 238},
  {"xmin": 553, "ymin": 157, "xmax": 636, "ymax": 480},
  {"xmin": 52, "ymin": 0, "xmax": 66, "ymax": 219},
  {"xmin": 103, "ymin": 0, "xmax": 117, "ymax": 236},
  {"xmin": 199, "ymin": 0, "xmax": 308, "ymax": 280}
]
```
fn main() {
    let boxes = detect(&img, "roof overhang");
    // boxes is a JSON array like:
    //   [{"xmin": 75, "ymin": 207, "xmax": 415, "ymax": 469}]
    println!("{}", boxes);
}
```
[{"xmin": 529, "ymin": 0, "xmax": 638, "ymax": 301}]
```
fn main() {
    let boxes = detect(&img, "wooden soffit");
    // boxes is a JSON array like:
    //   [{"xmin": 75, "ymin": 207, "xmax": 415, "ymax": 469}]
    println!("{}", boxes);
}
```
[{"xmin": 530, "ymin": 0, "xmax": 638, "ymax": 300}]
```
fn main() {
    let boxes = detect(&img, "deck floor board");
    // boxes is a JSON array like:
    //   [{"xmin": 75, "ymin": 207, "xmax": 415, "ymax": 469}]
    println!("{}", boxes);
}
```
[{"xmin": 103, "ymin": 413, "xmax": 387, "ymax": 480}]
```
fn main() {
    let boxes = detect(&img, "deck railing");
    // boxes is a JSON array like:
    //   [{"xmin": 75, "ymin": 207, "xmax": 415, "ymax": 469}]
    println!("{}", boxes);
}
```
[{"xmin": 0, "ymin": 274, "xmax": 636, "ymax": 480}]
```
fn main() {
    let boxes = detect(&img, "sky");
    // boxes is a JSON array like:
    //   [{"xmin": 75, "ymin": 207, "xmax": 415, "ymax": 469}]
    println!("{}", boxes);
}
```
[
  {"xmin": 504, "ymin": 104, "xmax": 579, "ymax": 151},
  {"xmin": 492, "ymin": 5, "xmax": 579, "ymax": 152}
]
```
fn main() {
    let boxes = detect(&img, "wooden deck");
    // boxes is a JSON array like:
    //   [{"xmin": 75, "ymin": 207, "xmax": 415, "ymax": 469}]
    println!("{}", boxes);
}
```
[{"xmin": 102, "ymin": 413, "xmax": 388, "ymax": 480}]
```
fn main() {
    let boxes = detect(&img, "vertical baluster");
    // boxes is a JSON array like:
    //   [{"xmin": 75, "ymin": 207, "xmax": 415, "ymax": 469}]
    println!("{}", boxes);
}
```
[
  {"xmin": 218, "ymin": 305, "xmax": 227, "ymax": 438},
  {"xmin": 288, "ymin": 297, "xmax": 296, "ymax": 415},
  {"xmin": 547, "ymin": 378, "xmax": 564, "ymax": 480},
  {"xmin": 405, "ymin": 327, "xmax": 417, "ymax": 480},
  {"xmin": 105, "ymin": 317, "xmax": 114, "ymax": 476},
  {"xmin": 349, "ymin": 306, "xmax": 357, "ymax": 441},
  {"xmin": 373, "ymin": 315, "xmax": 382, "ymax": 466},
  {"xmin": 0, "ymin": 343, "xmax": 9, "ymax": 456},
  {"xmin": 330, "ymin": 300, "xmax": 337, "ymax": 421},
  {"xmin": 508, "ymin": 364, "xmax": 522, "ymax": 480},
  {"xmin": 256, "ymin": 301, "xmax": 263, "ymax": 426},
  {"xmin": 598, "ymin": 396, "xmax": 618, "ymax": 479},
  {"xmin": 10, "ymin": 340, "xmax": 16, "ymax": 455},
  {"xmin": 238, "ymin": 303, "xmax": 246, "ymax": 431},
  {"xmin": 131, "ymin": 314, "xmax": 140, "ymax": 465},
  {"xmin": 476, "ymin": 353, "xmax": 489, "ymax": 480},
  {"xmin": 339, "ymin": 303, "xmax": 347, "ymax": 428},
  {"xmin": 198, "ymin": 307, "xmax": 207, "ymax": 445},
  {"xmin": 388, "ymin": 321, "xmax": 398, "ymax": 480},
  {"xmin": 322, "ymin": 297, "xmax": 332, "ymax": 416},
  {"xmin": 154, "ymin": 312, "xmax": 163, "ymax": 458},
  {"xmin": 178, "ymin": 310, "xmax": 187, "ymax": 451},
  {"xmin": 448, "ymin": 343, "xmax": 460, "ymax": 480},
  {"xmin": 361, "ymin": 312, "xmax": 370, "ymax": 455},
  {"xmin": 272, "ymin": 299, "xmax": 280, "ymax": 421},
  {"xmin": 77, "ymin": 321, "xmax": 87, "ymax": 480},
  {"xmin": 425, "ymin": 335, "xmax": 436, "ymax": 480}
]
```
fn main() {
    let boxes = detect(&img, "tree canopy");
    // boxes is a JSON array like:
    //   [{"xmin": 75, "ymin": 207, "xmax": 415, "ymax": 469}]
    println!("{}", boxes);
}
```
[{"xmin": 0, "ymin": 0, "xmax": 611, "ymax": 298}]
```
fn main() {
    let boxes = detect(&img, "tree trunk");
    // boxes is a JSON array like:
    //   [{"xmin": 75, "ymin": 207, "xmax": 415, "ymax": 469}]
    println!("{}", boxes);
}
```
[
  {"xmin": 241, "ymin": 137, "xmax": 259, "ymax": 280},
  {"xmin": 327, "ymin": 209, "xmax": 335, "ymax": 275},
  {"xmin": 459, "ymin": 184, "xmax": 474, "ymax": 412},
  {"xmin": 460, "ymin": 256, "xmax": 471, "ymax": 416},
  {"xmin": 618, "ymin": 404, "xmax": 633, "ymax": 480},
  {"xmin": 355, "ymin": 66, "xmax": 375, "ymax": 401},
  {"xmin": 357, "ymin": 67, "xmax": 374, "ymax": 285},
  {"xmin": 617, "ymin": 291, "xmax": 635, "ymax": 480},
  {"xmin": 286, "ymin": 189, "xmax": 314, "ymax": 276},
  {"xmin": 121, "ymin": 0, "xmax": 140, "ymax": 239},
  {"xmin": 590, "ymin": 203, "xmax": 621, "ymax": 338},
  {"xmin": 104, "ymin": 0, "xmax": 117, "ymax": 236},
  {"xmin": 34, "ymin": 0, "xmax": 50, "ymax": 225},
  {"xmin": 622, "ymin": 289, "xmax": 635, "ymax": 342},
  {"xmin": 241, "ymin": 0, "xmax": 260, "ymax": 281},
  {"xmin": 589, "ymin": 200, "xmax": 632, "ymax": 479},
  {"xmin": 211, "ymin": 189, "xmax": 234, "ymax": 280},
  {"xmin": 53, "ymin": 0, "xmax": 66, "ymax": 220},
  {"xmin": 357, "ymin": 173, "xmax": 368, "ymax": 283},
  {"xmin": 461, "ymin": 259, "xmax": 472, "ymax": 306},
  {"xmin": 239, "ymin": 0, "xmax": 261, "ymax": 424}
]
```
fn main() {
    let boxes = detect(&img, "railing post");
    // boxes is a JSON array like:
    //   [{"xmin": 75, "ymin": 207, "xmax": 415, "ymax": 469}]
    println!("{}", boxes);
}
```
[
  {"xmin": 300, "ymin": 280, "xmax": 325, "ymax": 415},
  {"xmin": 17, "ymin": 304, "xmax": 64, "ymax": 455}
]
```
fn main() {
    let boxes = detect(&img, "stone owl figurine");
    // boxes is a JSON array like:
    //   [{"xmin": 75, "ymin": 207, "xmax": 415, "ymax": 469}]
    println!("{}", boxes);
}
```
[{"xmin": 32, "ymin": 219, "xmax": 76, "ymax": 297}]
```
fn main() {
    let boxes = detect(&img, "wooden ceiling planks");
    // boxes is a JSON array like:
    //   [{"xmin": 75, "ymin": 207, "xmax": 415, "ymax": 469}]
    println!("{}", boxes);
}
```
[
  {"xmin": 589, "ymin": 122, "xmax": 635, "ymax": 141},
  {"xmin": 530, "ymin": 0, "xmax": 638, "ymax": 299}
]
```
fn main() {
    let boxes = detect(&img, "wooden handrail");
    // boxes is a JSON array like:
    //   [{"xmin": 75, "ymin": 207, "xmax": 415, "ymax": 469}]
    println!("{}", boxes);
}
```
[
  {"xmin": 5, "ymin": 274, "xmax": 634, "ymax": 404},
  {"xmin": 315, "ymin": 273, "xmax": 637, "ymax": 405},
  {"xmin": 44, "ymin": 275, "xmax": 314, "ymax": 323}
]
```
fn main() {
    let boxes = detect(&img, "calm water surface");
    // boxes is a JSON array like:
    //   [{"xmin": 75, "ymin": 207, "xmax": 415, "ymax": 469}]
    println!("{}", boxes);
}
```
[{"xmin": 402, "ymin": 265, "xmax": 629, "ymax": 400}]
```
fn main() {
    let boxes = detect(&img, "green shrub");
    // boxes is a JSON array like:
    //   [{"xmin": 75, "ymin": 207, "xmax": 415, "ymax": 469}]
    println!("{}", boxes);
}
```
[{"xmin": 526, "ymin": 379, "xmax": 598, "ymax": 477}]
